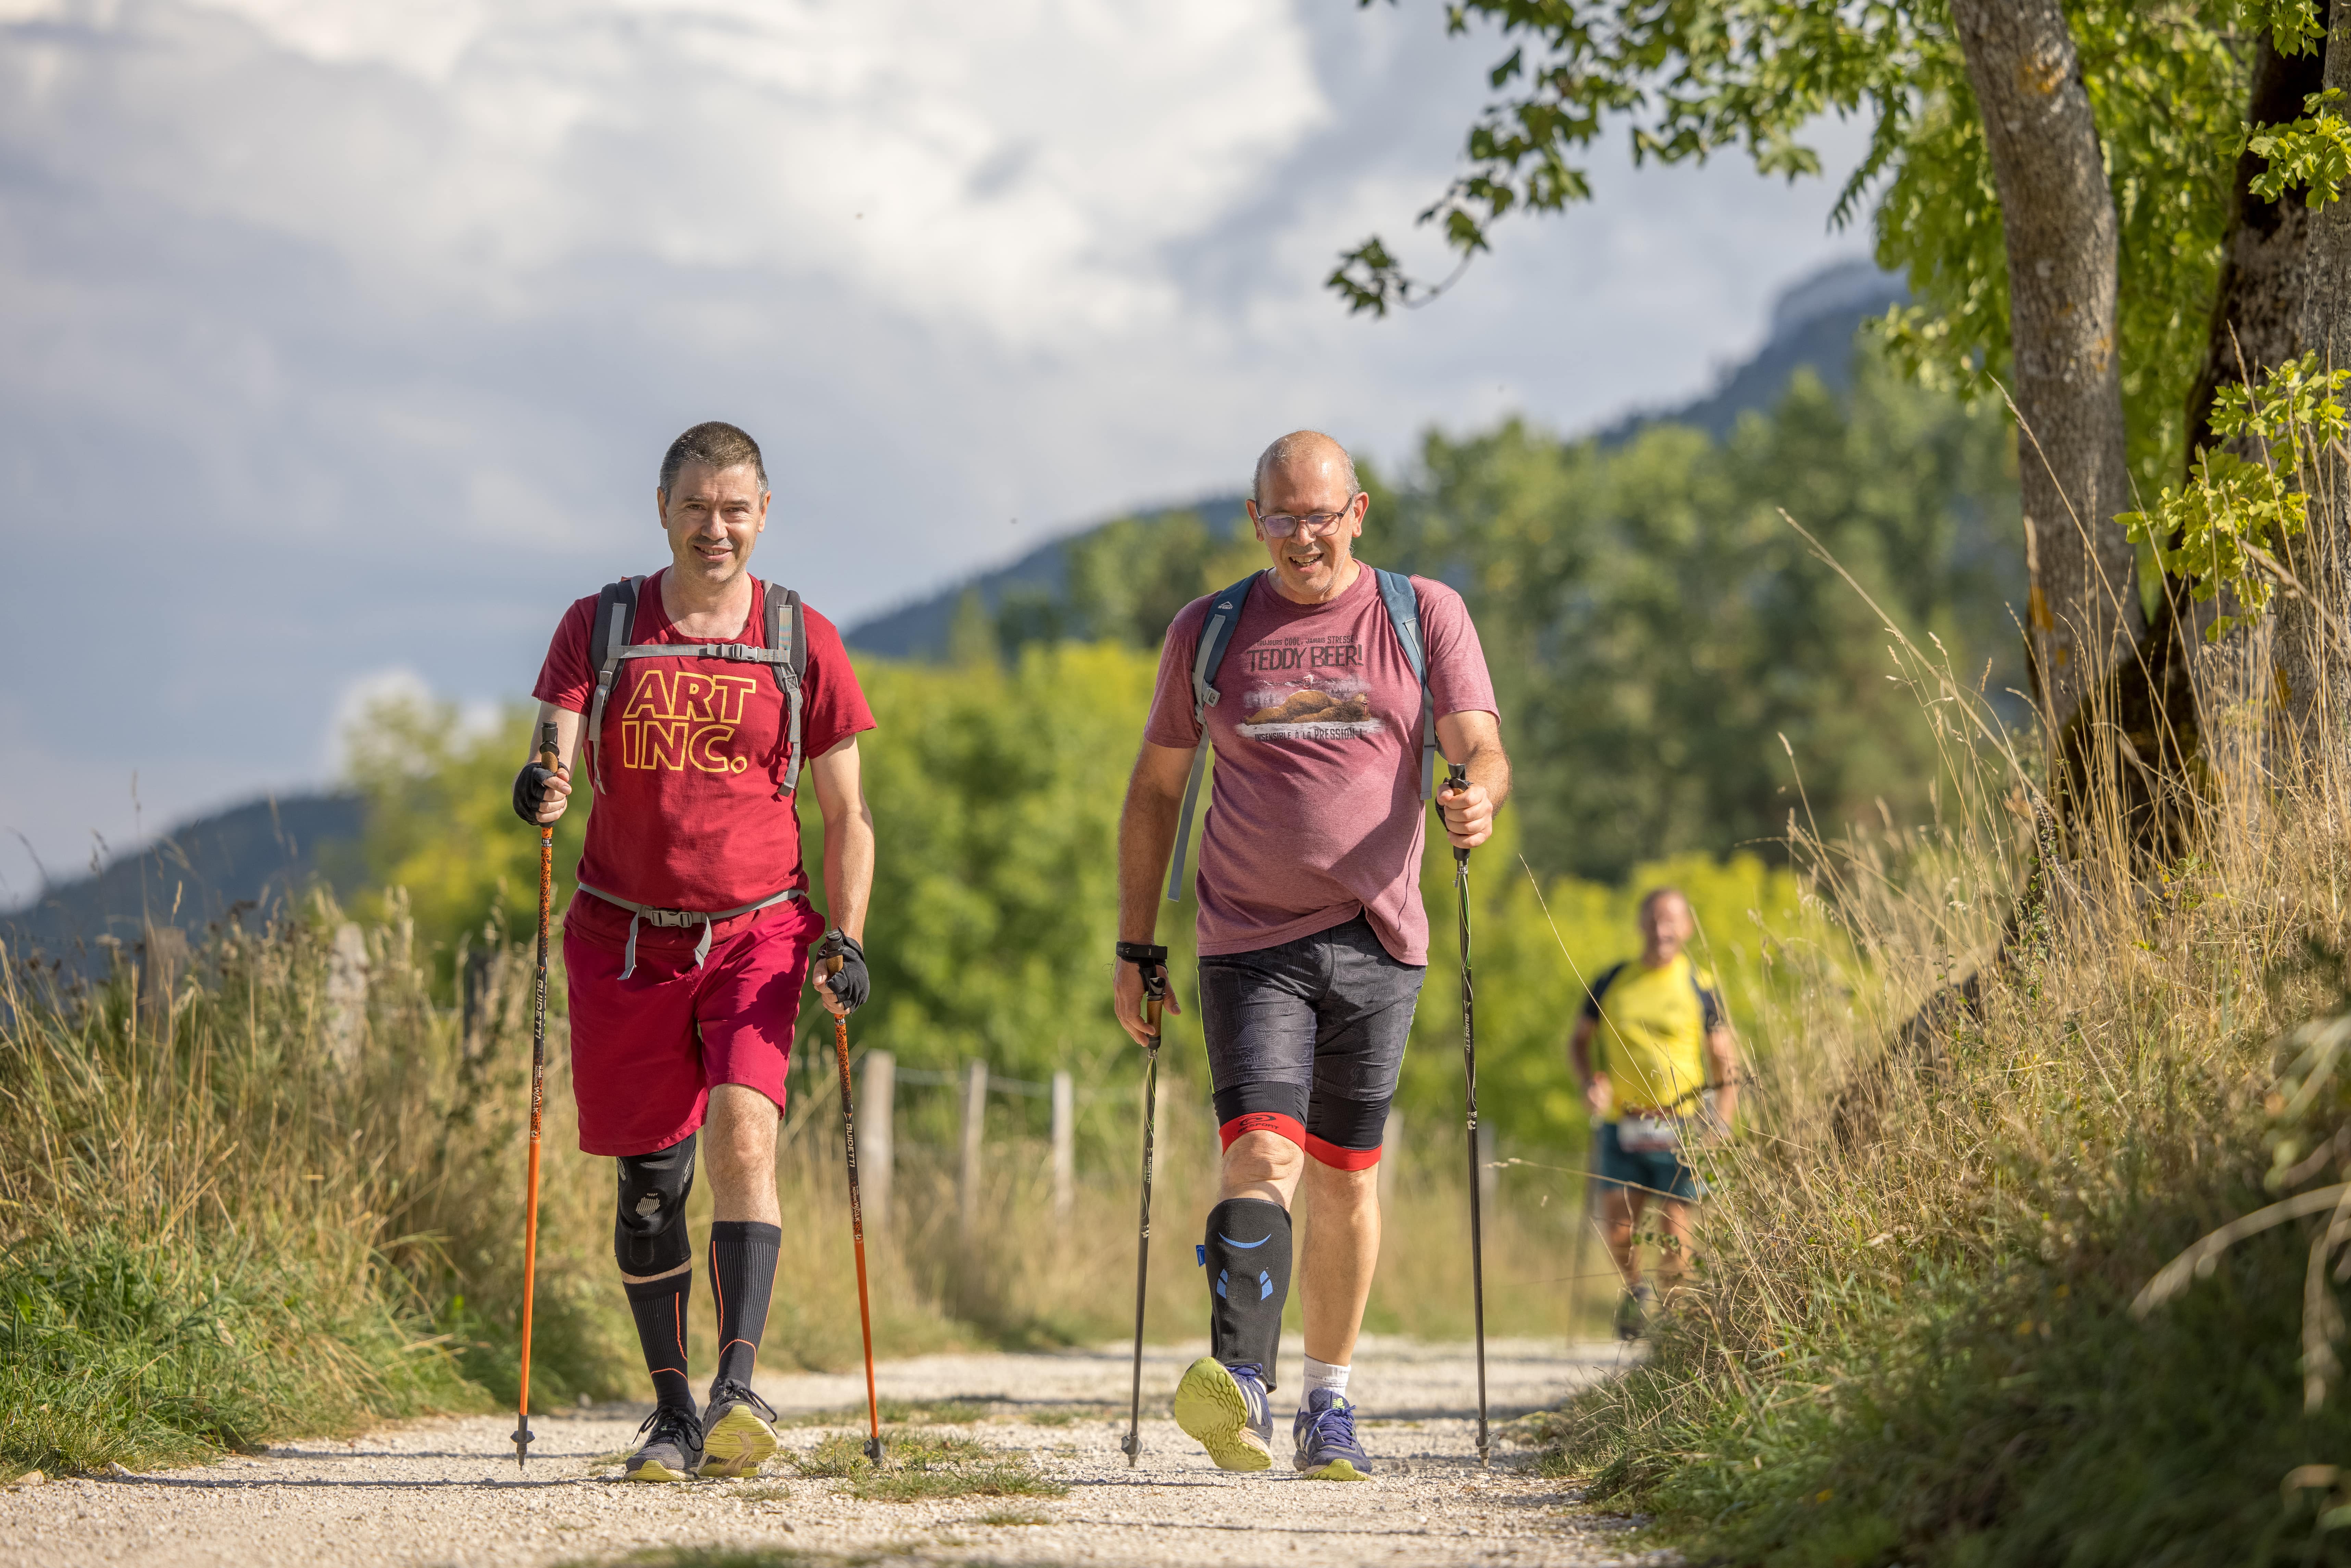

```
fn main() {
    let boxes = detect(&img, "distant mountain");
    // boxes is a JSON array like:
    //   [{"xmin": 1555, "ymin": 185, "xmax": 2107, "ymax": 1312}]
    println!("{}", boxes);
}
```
[
  {"xmin": 1, "ymin": 792, "xmax": 366, "ymax": 967},
  {"xmin": 844, "ymin": 258, "xmax": 1908, "ymax": 661},
  {"xmin": 7, "ymin": 261, "xmax": 1906, "ymax": 946}
]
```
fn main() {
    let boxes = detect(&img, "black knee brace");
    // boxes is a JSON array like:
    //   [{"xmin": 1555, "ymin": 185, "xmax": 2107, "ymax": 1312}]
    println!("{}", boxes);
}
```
[
  {"xmin": 1203, "ymin": 1197, "xmax": 1294, "ymax": 1389},
  {"xmin": 614, "ymin": 1133, "xmax": 697, "ymax": 1276}
]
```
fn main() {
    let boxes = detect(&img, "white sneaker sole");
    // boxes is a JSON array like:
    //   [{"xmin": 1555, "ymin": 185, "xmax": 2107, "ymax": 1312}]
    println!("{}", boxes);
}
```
[{"xmin": 1172, "ymin": 1357, "xmax": 1272, "ymax": 1472}]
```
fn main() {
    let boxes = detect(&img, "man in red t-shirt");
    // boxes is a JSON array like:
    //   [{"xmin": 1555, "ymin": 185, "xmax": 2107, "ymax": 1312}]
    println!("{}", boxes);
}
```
[
  {"xmin": 1114, "ymin": 429, "xmax": 1511, "ymax": 1481},
  {"xmin": 515, "ymin": 421, "xmax": 877, "ymax": 1484}
]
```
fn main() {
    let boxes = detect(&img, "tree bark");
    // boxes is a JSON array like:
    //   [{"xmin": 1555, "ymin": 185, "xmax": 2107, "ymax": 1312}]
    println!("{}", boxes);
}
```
[
  {"xmin": 2278, "ymin": 1, "xmax": 2351, "ymax": 755},
  {"xmin": 1949, "ymin": 0, "xmax": 2143, "ymax": 756}
]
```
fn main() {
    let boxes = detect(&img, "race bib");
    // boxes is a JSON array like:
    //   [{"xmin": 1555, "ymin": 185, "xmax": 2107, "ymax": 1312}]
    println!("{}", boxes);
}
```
[{"xmin": 1616, "ymin": 1113, "xmax": 1684, "ymax": 1154}]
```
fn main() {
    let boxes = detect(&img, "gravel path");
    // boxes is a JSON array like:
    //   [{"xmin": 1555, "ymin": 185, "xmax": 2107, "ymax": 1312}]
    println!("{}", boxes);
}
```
[{"xmin": 2, "ymin": 1336, "xmax": 1661, "ymax": 1567}]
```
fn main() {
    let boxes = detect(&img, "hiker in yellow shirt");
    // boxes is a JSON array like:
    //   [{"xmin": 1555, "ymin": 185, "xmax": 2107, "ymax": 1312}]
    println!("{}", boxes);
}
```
[{"xmin": 1568, "ymin": 887, "xmax": 1739, "ymax": 1338}]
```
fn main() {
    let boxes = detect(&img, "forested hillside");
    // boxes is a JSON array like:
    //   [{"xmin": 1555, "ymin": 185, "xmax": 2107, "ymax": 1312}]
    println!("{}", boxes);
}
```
[{"xmin": 962, "ymin": 347, "xmax": 2022, "ymax": 885}]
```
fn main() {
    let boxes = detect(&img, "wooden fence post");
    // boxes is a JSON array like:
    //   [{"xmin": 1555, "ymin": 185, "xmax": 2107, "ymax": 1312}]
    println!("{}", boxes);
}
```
[
  {"xmin": 863, "ymin": 1049, "xmax": 893, "ymax": 1227},
  {"xmin": 1051, "ymin": 1071, "xmax": 1075, "ymax": 1218},
  {"xmin": 960, "ymin": 1059, "xmax": 989, "ymax": 1230}
]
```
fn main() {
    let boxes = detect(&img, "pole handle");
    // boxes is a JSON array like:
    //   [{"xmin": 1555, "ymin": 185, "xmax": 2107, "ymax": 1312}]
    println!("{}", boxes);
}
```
[
  {"xmin": 538, "ymin": 720, "xmax": 560, "ymax": 772},
  {"xmin": 1445, "ymin": 762, "xmax": 1470, "ymax": 867}
]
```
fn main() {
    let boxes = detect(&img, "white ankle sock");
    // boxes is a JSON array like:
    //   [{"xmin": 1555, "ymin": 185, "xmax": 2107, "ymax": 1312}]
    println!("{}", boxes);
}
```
[{"xmin": 1299, "ymin": 1355, "xmax": 1349, "ymax": 1412}]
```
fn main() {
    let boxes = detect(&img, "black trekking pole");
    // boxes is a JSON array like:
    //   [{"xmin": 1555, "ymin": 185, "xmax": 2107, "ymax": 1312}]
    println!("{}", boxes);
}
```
[
  {"xmin": 1448, "ymin": 762, "xmax": 1491, "ymax": 1467},
  {"xmin": 1120, "ymin": 965, "xmax": 1167, "ymax": 1469},
  {"xmin": 515, "ymin": 720, "xmax": 558, "ymax": 1470}
]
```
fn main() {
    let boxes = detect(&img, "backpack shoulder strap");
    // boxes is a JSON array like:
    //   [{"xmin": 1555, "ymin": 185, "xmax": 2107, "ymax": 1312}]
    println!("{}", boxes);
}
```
[
  {"xmin": 585, "ymin": 576, "xmax": 644, "ymax": 794},
  {"xmin": 1164, "ymin": 573, "xmax": 1260, "ymax": 903},
  {"xmin": 763, "ymin": 582, "xmax": 808, "ymax": 799},
  {"xmin": 1689, "ymin": 960, "xmax": 1726, "ymax": 1033},
  {"xmin": 1582, "ymin": 960, "xmax": 1627, "ymax": 1020},
  {"xmin": 1373, "ymin": 568, "xmax": 1436, "ymax": 802}
]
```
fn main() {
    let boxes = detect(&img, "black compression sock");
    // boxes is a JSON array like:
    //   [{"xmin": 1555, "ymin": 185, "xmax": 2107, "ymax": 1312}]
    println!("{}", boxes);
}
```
[
  {"xmin": 1203, "ymin": 1197, "xmax": 1294, "ymax": 1391},
  {"xmin": 708, "ymin": 1220, "xmax": 783, "ymax": 1391},
  {"xmin": 623, "ymin": 1271, "xmax": 695, "ymax": 1414}
]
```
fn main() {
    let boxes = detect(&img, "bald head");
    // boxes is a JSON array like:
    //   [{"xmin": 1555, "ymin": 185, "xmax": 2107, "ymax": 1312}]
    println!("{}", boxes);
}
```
[{"xmin": 1253, "ymin": 430, "xmax": 1358, "ymax": 504}]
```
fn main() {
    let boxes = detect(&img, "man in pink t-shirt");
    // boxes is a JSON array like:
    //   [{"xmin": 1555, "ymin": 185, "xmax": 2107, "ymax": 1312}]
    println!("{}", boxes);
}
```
[
  {"xmin": 1113, "ymin": 430, "xmax": 1511, "ymax": 1481},
  {"xmin": 515, "ymin": 422, "xmax": 877, "ymax": 1486}
]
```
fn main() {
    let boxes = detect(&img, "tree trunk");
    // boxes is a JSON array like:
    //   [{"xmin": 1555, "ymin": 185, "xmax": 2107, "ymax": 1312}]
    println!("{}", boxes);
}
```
[
  {"xmin": 1949, "ymin": 0, "xmax": 2142, "ymax": 759},
  {"xmin": 2279, "ymin": 1, "xmax": 2351, "ymax": 756}
]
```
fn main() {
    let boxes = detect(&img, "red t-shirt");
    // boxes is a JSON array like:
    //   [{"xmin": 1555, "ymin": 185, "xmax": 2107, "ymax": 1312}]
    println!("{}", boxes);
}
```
[
  {"xmin": 534, "ymin": 570, "xmax": 875, "ymax": 942},
  {"xmin": 1143, "ymin": 566, "xmax": 1496, "ymax": 965}
]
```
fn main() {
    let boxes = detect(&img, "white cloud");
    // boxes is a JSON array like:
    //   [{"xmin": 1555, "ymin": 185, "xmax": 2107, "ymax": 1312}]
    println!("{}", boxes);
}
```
[{"xmin": 0, "ymin": 0, "xmax": 1872, "ymax": 878}]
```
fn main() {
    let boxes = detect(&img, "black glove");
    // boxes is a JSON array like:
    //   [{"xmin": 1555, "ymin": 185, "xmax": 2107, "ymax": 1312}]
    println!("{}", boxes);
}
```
[
  {"xmin": 812, "ymin": 929, "xmax": 870, "ymax": 1012},
  {"xmin": 512, "ymin": 762, "xmax": 560, "ymax": 825}
]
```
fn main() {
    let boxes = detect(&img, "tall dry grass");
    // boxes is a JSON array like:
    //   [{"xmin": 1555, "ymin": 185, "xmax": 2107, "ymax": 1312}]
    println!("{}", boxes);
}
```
[
  {"xmin": 1, "ymin": 887, "xmax": 1586, "ymax": 1473},
  {"xmin": 1533, "ymin": 568, "xmax": 2351, "ymax": 1562}
]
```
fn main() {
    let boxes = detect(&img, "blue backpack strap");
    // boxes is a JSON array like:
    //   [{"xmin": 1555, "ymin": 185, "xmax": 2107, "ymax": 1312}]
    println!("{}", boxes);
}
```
[
  {"xmin": 1164, "ymin": 573, "xmax": 1260, "ymax": 902},
  {"xmin": 585, "ymin": 576, "xmax": 643, "ymax": 794},
  {"xmin": 763, "ymin": 581, "xmax": 807, "ymax": 799},
  {"xmin": 1374, "ymin": 569, "xmax": 1435, "ymax": 801}
]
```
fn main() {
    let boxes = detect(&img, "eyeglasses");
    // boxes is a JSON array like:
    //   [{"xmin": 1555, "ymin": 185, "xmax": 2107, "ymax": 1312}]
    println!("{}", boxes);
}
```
[{"xmin": 1255, "ymin": 493, "xmax": 1362, "ymax": 539}]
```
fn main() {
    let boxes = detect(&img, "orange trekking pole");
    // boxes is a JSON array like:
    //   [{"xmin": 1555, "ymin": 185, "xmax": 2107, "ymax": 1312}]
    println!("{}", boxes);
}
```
[
  {"xmin": 514, "ymin": 719, "xmax": 558, "ymax": 1470},
  {"xmin": 822, "ymin": 957, "xmax": 885, "ymax": 1464}
]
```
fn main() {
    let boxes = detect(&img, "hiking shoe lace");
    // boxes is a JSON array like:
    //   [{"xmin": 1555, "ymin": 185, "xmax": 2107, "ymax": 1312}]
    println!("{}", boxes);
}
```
[
  {"xmin": 699, "ymin": 1379, "xmax": 781, "ymax": 1479},
  {"xmin": 1292, "ymin": 1389, "xmax": 1372, "ymax": 1480},
  {"xmin": 624, "ymin": 1403, "xmax": 704, "ymax": 1483}
]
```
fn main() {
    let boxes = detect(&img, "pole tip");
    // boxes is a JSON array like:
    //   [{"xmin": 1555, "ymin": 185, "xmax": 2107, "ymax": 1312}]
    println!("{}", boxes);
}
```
[
  {"xmin": 513, "ymin": 1426, "xmax": 534, "ymax": 1470},
  {"xmin": 864, "ymin": 1435, "xmax": 885, "ymax": 1465}
]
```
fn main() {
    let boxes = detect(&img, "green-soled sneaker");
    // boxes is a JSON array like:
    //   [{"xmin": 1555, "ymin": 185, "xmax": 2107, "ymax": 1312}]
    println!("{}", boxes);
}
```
[
  {"xmin": 624, "ymin": 1404, "xmax": 704, "ymax": 1481},
  {"xmin": 1293, "ymin": 1389, "xmax": 1372, "ymax": 1480},
  {"xmin": 1172, "ymin": 1357, "xmax": 1274, "ymax": 1472},
  {"xmin": 698, "ymin": 1380, "xmax": 780, "ymax": 1479}
]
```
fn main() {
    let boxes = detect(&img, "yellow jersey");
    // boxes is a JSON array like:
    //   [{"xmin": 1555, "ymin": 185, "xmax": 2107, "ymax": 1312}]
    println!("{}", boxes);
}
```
[{"xmin": 1583, "ymin": 953, "xmax": 1724, "ymax": 1121}]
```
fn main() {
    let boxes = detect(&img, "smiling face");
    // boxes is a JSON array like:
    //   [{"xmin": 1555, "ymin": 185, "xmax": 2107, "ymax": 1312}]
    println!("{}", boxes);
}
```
[
  {"xmin": 657, "ymin": 460, "xmax": 769, "ymax": 589},
  {"xmin": 1638, "ymin": 891, "xmax": 1695, "ymax": 966},
  {"xmin": 1248, "ymin": 447, "xmax": 1365, "ymax": 604}
]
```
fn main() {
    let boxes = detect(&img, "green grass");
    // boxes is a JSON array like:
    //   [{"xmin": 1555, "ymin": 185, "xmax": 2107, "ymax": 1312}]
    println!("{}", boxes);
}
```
[{"xmin": 787, "ymin": 1427, "xmax": 1067, "ymax": 1501}]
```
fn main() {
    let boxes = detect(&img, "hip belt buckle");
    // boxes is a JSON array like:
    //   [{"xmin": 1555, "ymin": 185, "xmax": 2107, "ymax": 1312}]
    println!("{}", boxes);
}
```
[{"xmin": 1615, "ymin": 1111, "xmax": 1683, "ymax": 1155}]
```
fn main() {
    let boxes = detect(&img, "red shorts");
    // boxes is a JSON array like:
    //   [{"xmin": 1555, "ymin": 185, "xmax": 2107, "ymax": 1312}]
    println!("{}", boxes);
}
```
[{"xmin": 561, "ymin": 890, "xmax": 823, "ymax": 1156}]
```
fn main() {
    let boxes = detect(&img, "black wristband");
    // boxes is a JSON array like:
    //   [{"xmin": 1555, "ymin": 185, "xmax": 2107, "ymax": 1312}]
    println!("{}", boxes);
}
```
[{"xmin": 1115, "ymin": 941, "xmax": 1168, "ymax": 968}]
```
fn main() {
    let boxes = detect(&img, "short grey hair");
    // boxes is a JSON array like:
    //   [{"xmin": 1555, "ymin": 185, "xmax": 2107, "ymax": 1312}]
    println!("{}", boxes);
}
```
[
  {"xmin": 1252, "ymin": 430, "xmax": 1358, "ymax": 504},
  {"xmin": 659, "ymin": 421, "xmax": 769, "ymax": 496}
]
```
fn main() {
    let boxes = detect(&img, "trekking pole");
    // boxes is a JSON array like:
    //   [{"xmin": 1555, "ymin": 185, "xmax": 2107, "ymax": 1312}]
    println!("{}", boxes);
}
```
[
  {"xmin": 821, "ymin": 957, "xmax": 886, "ymax": 1465},
  {"xmin": 1447, "ymin": 762, "xmax": 1491, "ymax": 1467},
  {"xmin": 515, "ymin": 720, "xmax": 558, "ymax": 1470},
  {"xmin": 1120, "ymin": 967, "xmax": 1167, "ymax": 1469}
]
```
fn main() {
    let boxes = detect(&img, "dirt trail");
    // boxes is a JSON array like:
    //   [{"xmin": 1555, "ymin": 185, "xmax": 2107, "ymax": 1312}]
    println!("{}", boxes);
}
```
[{"xmin": 2, "ymin": 1336, "xmax": 1660, "ymax": 1567}]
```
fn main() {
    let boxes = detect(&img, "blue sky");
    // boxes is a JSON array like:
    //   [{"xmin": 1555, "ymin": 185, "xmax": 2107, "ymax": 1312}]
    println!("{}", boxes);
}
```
[{"xmin": 0, "ymin": 0, "xmax": 1874, "ymax": 899}]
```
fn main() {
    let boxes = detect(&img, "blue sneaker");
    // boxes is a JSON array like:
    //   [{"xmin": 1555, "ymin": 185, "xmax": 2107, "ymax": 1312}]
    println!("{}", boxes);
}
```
[
  {"xmin": 1172, "ymin": 1357, "xmax": 1274, "ymax": 1471},
  {"xmin": 1292, "ymin": 1389, "xmax": 1372, "ymax": 1480}
]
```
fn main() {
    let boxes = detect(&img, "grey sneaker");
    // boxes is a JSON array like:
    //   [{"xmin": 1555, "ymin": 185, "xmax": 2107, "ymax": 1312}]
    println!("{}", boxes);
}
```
[
  {"xmin": 699, "ymin": 1380, "xmax": 780, "ymax": 1478},
  {"xmin": 624, "ymin": 1403, "xmax": 704, "ymax": 1482},
  {"xmin": 1615, "ymin": 1283, "xmax": 1653, "ymax": 1342}
]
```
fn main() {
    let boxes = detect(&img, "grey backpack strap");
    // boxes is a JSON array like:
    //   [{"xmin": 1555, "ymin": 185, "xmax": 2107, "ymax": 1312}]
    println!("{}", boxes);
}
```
[
  {"xmin": 1374, "ymin": 568, "xmax": 1435, "ymax": 802},
  {"xmin": 764, "ymin": 582, "xmax": 807, "ymax": 799},
  {"xmin": 585, "ymin": 576, "xmax": 644, "ymax": 794},
  {"xmin": 1165, "ymin": 573, "xmax": 1259, "ymax": 903}
]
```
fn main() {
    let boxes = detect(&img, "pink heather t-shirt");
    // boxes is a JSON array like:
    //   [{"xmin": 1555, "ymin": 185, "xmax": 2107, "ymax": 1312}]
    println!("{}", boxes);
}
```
[{"xmin": 1144, "ymin": 566, "xmax": 1497, "ymax": 966}]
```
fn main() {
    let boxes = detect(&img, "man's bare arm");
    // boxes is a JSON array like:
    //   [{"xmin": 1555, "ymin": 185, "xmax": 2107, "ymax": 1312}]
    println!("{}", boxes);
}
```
[
  {"xmin": 1705, "ymin": 1025, "xmax": 1740, "ymax": 1129},
  {"xmin": 1434, "ymin": 709, "xmax": 1511, "ymax": 850},
  {"xmin": 1570, "ymin": 1014, "xmax": 1607, "ymax": 1120},
  {"xmin": 1112, "ymin": 741, "xmax": 1196, "ymax": 1045},
  {"xmin": 808, "ymin": 735, "xmax": 874, "ymax": 945}
]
